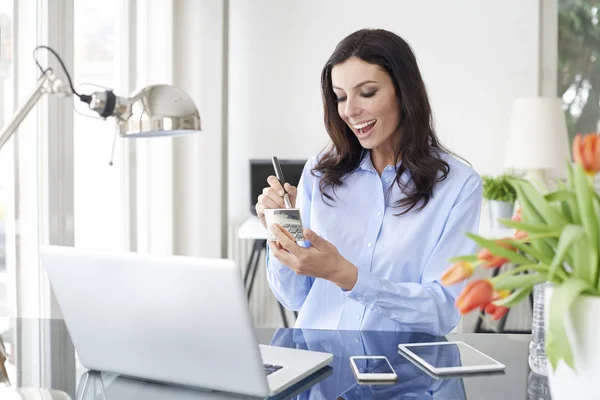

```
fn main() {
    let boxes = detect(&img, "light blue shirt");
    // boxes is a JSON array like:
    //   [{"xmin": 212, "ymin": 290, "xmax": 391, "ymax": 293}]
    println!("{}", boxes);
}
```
[{"xmin": 266, "ymin": 150, "xmax": 482, "ymax": 335}]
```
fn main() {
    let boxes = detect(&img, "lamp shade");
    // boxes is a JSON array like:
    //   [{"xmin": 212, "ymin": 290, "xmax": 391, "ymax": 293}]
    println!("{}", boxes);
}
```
[
  {"xmin": 116, "ymin": 85, "xmax": 201, "ymax": 138},
  {"xmin": 504, "ymin": 97, "xmax": 570, "ymax": 171}
]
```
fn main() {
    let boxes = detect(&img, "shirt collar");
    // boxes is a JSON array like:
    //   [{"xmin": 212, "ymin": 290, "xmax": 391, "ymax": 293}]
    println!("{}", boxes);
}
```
[
  {"xmin": 357, "ymin": 149, "xmax": 402, "ymax": 173},
  {"xmin": 358, "ymin": 150, "xmax": 375, "ymax": 172}
]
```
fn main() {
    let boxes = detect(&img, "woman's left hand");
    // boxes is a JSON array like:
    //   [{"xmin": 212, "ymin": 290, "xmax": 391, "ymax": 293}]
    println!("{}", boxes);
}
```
[{"xmin": 268, "ymin": 224, "xmax": 358, "ymax": 291}]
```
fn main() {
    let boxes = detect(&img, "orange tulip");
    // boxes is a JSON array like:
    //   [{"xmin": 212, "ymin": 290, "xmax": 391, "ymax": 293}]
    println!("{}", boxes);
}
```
[
  {"xmin": 484, "ymin": 302, "xmax": 509, "ymax": 320},
  {"xmin": 441, "ymin": 262, "xmax": 474, "ymax": 286},
  {"xmin": 455, "ymin": 279, "xmax": 494, "ymax": 315},
  {"xmin": 493, "ymin": 290, "xmax": 511, "ymax": 300},
  {"xmin": 477, "ymin": 248, "xmax": 508, "ymax": 268},
  {"xmin": 477, "ymin": 239, "xmax": 516, "ymax": 268},
  {"xmin": 572, "ymin": 133, "xmax": 600, "ymax": 175},
  {"xmin": 512, "ymin": 207, "xmax": 522, "ymax": 222},
  {"xmin": 514, "ymin": 229, "xmax": 528, "ymax": 241}
]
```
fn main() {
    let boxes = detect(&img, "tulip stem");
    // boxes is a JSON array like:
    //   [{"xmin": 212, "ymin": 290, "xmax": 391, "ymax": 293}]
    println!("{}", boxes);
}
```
[{"xmin": 490, "ymin": 264, "xmax": 565, "ymax": 285}]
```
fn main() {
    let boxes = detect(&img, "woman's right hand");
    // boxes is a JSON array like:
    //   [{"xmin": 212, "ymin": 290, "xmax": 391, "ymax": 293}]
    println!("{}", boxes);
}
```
[{"xmin": 255, "ymin": 175, "xmax": 298, "ymax": 228}]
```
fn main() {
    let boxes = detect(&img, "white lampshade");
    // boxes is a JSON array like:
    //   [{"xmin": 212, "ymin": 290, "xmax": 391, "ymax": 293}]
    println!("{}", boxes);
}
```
[{"xmin": 504, "ymin": 97, "xmax": 570, "ymax": 171}]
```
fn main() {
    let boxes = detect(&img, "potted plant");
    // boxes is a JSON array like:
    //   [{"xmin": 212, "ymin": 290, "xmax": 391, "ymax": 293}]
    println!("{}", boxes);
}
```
[
  {"xmin": 482, "ymin": 174, "xmax": 517, "ymax": 229},
  {"xmin": 440, "ymin": 132, "xmax": 600, "ymax": 399}
]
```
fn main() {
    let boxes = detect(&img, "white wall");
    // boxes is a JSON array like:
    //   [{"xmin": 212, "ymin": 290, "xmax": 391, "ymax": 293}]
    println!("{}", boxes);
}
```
[
  {"xmin": 227, "ymin": 0, "xmax": 540, "ymax": 225},
  {"xmin": 172, "ymin": 0, "xmax": 226, "ymax": 258}
]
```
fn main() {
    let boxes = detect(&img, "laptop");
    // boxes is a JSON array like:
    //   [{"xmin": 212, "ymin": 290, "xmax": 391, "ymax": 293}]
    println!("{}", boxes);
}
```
[{"xmin": 39, "ymin": 245, "xmax": 333, "ymax": 398}]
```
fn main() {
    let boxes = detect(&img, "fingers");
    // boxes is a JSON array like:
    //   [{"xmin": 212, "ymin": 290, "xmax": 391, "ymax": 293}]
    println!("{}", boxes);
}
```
[
  {"xmin": 303, "ymin": 228, "xmax": 326, "ymax": 251},
  {"xmin": 271, "ymin": 224, "xmax": 301, "ymax": 256},
  {"xmin": 267, "ymin": 175, "xmax": 298, "ymax": 208},
  {"xmin": 268, "ymin": 241, "xmax": 297, "ymax": 267},
  {"xmin": 258, "ymin": 191, "xmax": 282, "ymax": 210},
  {"xmin": 261, "ymin": 184, "xmax": 285, "ymax": 209},
  {"xmin": 284, "ymin": 183, "xmax": 298, "ymax": 206},
  {"xmin": 267, "ymin": 175, "xmax": 285, "ymax": 195},
  {"xmin": 255, "ymin": 203, "xmax": 267, "ymax": 228}
]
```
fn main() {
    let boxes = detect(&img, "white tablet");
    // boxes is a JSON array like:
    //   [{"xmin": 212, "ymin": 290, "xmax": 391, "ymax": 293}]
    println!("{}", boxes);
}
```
[{"xmin": 398, "ymin": 341, "xmax": 505, "ymax": 376}]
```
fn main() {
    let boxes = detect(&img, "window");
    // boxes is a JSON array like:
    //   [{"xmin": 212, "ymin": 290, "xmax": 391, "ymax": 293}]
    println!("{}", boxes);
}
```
[
  {"xmin": 558, "ymin": 0, "xmax": 600, "ymax": 144},
  {"xmin": 74, "ymin": 0, "xmax": 125, "ymax": 251},
  {"xmin": 0, "ymin": 0, "xmax": 13, "ymax": 339}
]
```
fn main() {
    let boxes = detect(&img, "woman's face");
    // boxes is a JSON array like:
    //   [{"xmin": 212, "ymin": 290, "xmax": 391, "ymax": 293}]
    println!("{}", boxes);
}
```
[{"xmin": 331, "ymin": 57, "xmax": 401, "ymax": 152}]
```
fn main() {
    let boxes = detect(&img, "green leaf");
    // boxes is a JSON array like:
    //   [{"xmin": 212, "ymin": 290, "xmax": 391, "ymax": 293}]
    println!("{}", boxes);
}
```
[
  {"xmin": 482, "ymin": 174, "xmax": 518, "ymax": 203},
  {"xmin": 492, "ymin": 273, "xmax": 547, "ymax": 291},
  {"xmin": 572, "ymin": 236, "xmax": 591, "ymax": 282},
  {"xmin": 493, "ymin": 286, "xmax": 533, "ymax": 307},
  {"xmin": 573, "ymin": 164, "xmax": 598, "ymax": 256},
  {"xmin": 594, "ymin": 197, "xmax": 600, "ymax": 286},
  {"xmin": 501, "ymin": 239, "xmax": 552, "ymax": 264},
  {"xmin": 518, "ymin": 180, "xmax": 568, "ymax": 228},
  {"xmin": 548, "ymin": 225, "xmax": 585, "ymax": 281},
  {"xmin": 566, "ymin": 162, "xmax": 575, "ymax": 190},
  {"xmin": 564, "ymin": 185, "xmax": 582, "ymax": 225},
  {"xmin": 545, "ymin": 190, "xmax": 576, "ymax": 203},
  {"xmin": 546, "ymin": 278, "xmax": 594, "ymax": 371},
  {"xmin": 554, "ymin": 182, "xmax": 577, "ymax": 223},
  {"xmin": 560, "ymin": 196, "xmax": 576, "ymax": 224},
  {"xmin": 466, "ymin": 233, "xmax": 532, "ymax": 265},
  {"xmin": 511, "ymin": 181, "xmax": 545, "ymax": 225},
  {"xmin": 448, "ymin": 255, "xmax": 479, "ymax": 263},
  {"xmin": 497, "ymin": 219, "xmax": 561, "ymax": 235}
]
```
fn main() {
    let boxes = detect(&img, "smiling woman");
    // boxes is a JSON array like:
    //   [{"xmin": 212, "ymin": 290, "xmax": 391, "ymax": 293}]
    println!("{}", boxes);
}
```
[
  {"xmin": 258, "ymin": 28, "xmax": 484, "ymax": 335},
  {"xmin": 317, "ymin": 29, "xmax": 454, "ymax": 214}
]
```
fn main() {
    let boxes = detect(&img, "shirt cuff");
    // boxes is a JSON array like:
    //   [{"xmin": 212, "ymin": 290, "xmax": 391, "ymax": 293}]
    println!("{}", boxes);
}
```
[
  {"xmin": 265, "ymin": 244, "xmax": 286, "ymax": 271},
  {"xmin": 346, "ymin": 268, "xmax": 381, "ymax": 307}
]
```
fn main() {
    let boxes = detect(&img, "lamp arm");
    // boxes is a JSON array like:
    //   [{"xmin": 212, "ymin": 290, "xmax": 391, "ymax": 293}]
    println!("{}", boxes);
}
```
[{"xmin": 0, "ymin": 69, "xmax": 71, "ymax": 152}]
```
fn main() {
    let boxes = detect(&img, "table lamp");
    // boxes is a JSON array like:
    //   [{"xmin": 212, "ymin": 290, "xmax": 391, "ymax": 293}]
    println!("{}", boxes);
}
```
[
  {"xmin": 0, "ymin": 46, "xmax": 201, "ymax": 152},
  {"xmin": 504, "ymin": 97, "xmax": 570, "ymax": 192}
]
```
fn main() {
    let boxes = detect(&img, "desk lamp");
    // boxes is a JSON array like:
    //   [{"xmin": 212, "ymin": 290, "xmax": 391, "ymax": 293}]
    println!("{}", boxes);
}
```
[
  {"xmin": 504, "ymin": 97, "xmax": 569, "ymax": 192},
  {"xmin": 0, "ymin": 46, "xmax": 200, "ymax": 392},
  {"xmin": 0, "ymin": 45, "xmax": 201, "ymax": 152}
]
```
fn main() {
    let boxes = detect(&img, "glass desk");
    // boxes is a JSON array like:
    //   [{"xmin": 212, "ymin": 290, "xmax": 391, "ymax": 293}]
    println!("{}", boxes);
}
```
[{"xmin": 0, "ymin": 318, "xmax": 551, "ymax": 399}]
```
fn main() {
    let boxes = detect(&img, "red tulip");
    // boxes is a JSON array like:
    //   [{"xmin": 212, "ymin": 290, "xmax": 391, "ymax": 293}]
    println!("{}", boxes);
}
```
[
  {"xmin": 572, "ymin": 133, "xmax": 600, "ymax": 175},
  {"xmin": 484, "ymin": 302, "xmax": 509, "ymax": 320},
  {"xmin": 441, "ymin": 262, "xmax": 474, "ymax": 286},
  {"xmin": 455, "ymin": 279, "xmax": 494, "ymax": 315}
]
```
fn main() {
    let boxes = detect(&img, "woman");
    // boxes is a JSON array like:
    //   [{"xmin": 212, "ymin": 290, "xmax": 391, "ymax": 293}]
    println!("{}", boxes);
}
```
[{"xmin": 255, "ymin": 29, "xmax": 482, "ymax": 335}]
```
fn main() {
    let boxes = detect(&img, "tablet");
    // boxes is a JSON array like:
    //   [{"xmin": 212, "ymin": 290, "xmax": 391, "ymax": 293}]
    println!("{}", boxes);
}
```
[{"xmin": 398, "ymin": 341, "xmax": 505, "ymax": 376}]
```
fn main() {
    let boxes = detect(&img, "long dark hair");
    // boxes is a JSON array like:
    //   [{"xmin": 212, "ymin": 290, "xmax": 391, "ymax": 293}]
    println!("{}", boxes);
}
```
[{"xmin": 314, "ymin": 28, "xmax": 452, "ymax": 215}]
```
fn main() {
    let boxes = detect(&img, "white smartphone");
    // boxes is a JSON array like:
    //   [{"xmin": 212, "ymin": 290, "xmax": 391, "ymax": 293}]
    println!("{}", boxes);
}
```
[
  {"xmin": 349, "ymin": 356, "xmax": 398, "ymax": 382},
  {"xmin": 398, "ymin": 341, "xmax": 505, "ymax": 376}
]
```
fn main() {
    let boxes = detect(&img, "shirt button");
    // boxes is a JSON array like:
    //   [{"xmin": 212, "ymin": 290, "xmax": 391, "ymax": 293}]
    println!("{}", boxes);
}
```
[
  {"xmin": 359, "ymin": 368, "xmax": 365, "ymax": 373},
  {"xmin": 367, "ymin": 242, "xmax": 372, "ymax": 248},
  {"xmin": 385, "ymin": 178, "xmax": 391, "ymax": 183},
  {"xmin": 355, "ymin": 338, "xmax": 360, "ymax": 343},
  {"xmin": 376, "ymin": 211, "xmax": 382, "ymax": 216},
  {"xmin": 356, "ymin": 314, "xmax": 361, "ymax": 320}
]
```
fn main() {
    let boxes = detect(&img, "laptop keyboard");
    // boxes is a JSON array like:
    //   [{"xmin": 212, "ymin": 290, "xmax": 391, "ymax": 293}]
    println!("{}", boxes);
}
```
[{"xmin": 264, "ymin": 363, "xmax": 283, "ymax": 375}]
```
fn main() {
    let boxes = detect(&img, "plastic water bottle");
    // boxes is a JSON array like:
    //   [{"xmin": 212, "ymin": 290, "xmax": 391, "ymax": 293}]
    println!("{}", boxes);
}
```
[
  {"xmin": 527, "ymin": 371, "xmax": 551, "ymax": 399},
  {"xmin": 529, "ymin": 282, "xmax": 549, "ymax": 376}
]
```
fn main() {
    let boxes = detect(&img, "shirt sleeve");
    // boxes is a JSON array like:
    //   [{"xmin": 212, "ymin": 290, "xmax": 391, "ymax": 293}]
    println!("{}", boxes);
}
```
[
  {"xmin": 346, "ymin": 173, "xmax": 483, "ymax": 335},
  {"xmin": 265, "ymin": 158, "xmax": 317, "ymax": 311}
]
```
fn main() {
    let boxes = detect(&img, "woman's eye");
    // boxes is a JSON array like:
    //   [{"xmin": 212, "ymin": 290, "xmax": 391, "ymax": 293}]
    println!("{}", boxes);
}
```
[
  {"xmin": 335, "ymin": 97, "xmax": 347, "ymax": 103},
  {"xmin": 361, "ymin": 91, "xmax": 376, "ymax": 98}
]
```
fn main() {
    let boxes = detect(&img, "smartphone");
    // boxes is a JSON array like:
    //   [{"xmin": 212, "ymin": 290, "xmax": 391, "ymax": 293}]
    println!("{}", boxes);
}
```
[{"xmin": 349, "ymin": 356, "xmax": 397, "ymax": 382}]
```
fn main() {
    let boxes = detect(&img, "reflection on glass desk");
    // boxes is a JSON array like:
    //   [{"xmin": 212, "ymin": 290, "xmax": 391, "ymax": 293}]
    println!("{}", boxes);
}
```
[{"xmin": 0, "ymin": 318, "xmax": 548, "ymax": 399}]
